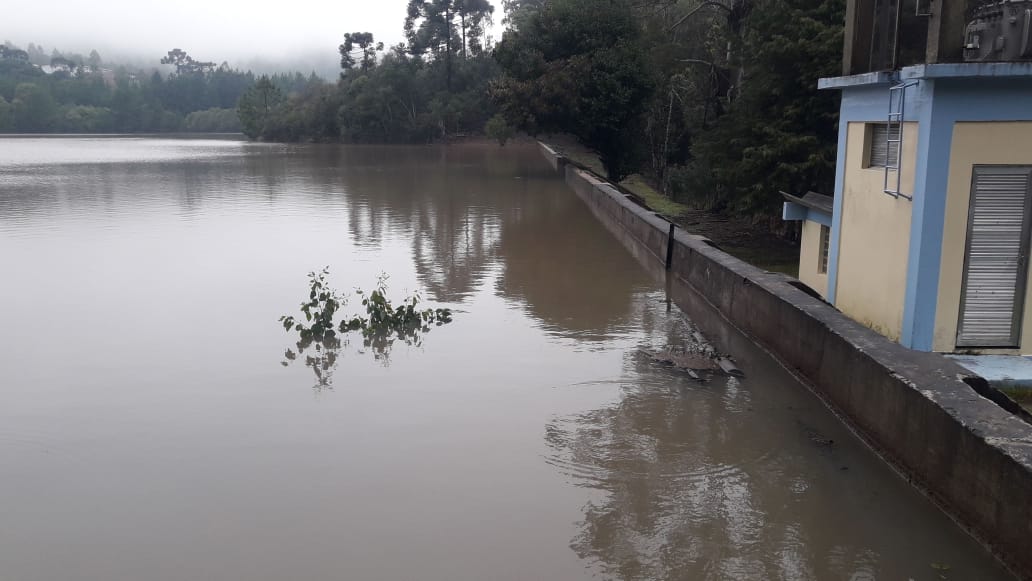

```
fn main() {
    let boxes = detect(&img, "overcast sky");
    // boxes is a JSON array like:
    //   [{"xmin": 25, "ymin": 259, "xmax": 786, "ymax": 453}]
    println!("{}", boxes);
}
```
[{"xmin": 4, "ymin": 0, "xmax": 503, "ymax": 73}]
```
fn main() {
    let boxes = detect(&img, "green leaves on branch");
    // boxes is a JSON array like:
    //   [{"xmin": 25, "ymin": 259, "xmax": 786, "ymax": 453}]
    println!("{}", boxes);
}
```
[
  {"xmin": 279, "ymin": 267, "xmax": 346, "ymax": 341},
  {"xmin": 280, "ymin": 269, "xmax": 452, "ymax": 344},
  {"xmin": 341, "ymin": 274, "xmax": 453, "ymax": 342},
  {"xmin": 279, "ymin": 269, "xmax": 454, "ymax": 386}
]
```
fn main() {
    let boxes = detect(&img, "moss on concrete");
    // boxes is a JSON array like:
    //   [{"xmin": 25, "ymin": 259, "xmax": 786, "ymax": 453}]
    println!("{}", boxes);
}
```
[{"xmin": 1001, "ymin": 388, "xmax": 1032, "ymax": 414}]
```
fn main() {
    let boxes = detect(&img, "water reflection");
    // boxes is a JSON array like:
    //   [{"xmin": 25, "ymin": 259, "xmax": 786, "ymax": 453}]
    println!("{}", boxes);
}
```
[
  {"xmin": 0, "ymin": 140, "xmax": 646, "ymax": 340},
  {"xmin": 302, "ymin": 143, "xmax": 652, "ymax": 326},
  {"xmin": 0, "ymin": 137, "xmax": 1010, "ymax": 581},
  {"xmin": 547, "ymin": 291, "xmax": 1007, "ymax": 581},
  {"xmin": 331, "ymin": 146, "xmax": 509, "ymax": 302},
  {"xmin": 280, "ymin": 313, "xmax": 451, "ymax": 389},
  {"xmin": 547, "ymin": 377, "xmax": 831, "ymax": 580},
  {"xmin": 282, "ymin": 334, "xmax": 341, "ymax": 389},
  {"xmin": 495, "ymin": 185, "xmax": 652, "ymax": 340}
]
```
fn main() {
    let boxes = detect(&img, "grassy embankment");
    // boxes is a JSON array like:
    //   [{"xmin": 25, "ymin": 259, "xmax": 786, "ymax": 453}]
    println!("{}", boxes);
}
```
[
  {"xmin": 548, "ymin": 139, "xmax": 799, "ymax": 275},
  {"xmin": 554, "ymin": 141, "xmax": 689, "ymax": 218},
  {"xmin": 1001, "ymin": 389, "xmax": 1032, "ymax": 414}
]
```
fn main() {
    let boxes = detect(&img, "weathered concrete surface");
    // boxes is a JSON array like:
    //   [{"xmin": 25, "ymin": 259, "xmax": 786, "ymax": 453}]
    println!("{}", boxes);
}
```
[{"xmin": 539, "ymin": 142, "xmax": 1032, "ymax": 580}]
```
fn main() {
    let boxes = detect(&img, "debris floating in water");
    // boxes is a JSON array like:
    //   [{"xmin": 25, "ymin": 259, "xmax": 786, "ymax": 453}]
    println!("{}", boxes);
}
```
[
  {"xmin": 716, "ymin": 357, "xmax": 745, "ymax": 378},
  {"xmin": 638, "ymin": 321, "xmax": 744, "ymax": 379}
]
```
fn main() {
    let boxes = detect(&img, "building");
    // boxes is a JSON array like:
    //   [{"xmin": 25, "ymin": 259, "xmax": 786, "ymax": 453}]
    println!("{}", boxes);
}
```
[{"xmin": 785, "ymin": 0, "xmax": 1032, "ymax": 354}]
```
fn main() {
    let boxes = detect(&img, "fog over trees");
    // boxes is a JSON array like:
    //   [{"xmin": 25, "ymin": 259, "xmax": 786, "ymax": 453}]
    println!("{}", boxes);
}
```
[
  {"xmin": 0, "ymin": 43, "xmax": 321, "ymax": 133},
  {"xmin": 1, "ymin": 0, "xmax": 430, "ymax": 70}
]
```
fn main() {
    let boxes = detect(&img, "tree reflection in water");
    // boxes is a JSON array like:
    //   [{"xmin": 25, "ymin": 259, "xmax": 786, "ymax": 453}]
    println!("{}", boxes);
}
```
[
  {"xmin": 282, "ymin": 333, "xmax": 343, "ymax": 389},
  {"xmin": 282, "ymin": 316, "xmax": 448, "ymax": 389},
  {"xmin": 543, "ymin": 297, "xmax": 896, "ymax": 580},
  {"xmin": 544, "ymin": 368, "xmax": 875, "ymax": 580}
]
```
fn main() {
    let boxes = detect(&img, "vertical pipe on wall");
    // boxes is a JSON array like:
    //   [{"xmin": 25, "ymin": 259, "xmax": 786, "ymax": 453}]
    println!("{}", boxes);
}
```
[{"xmin": 666, "ymin": 222, "xmax": 676, "ymax": 270}]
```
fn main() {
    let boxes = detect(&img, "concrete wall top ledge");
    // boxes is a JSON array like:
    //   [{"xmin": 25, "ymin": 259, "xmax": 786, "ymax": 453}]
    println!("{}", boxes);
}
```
[
  {"xmin": 749, "ymin": 250, "xmax": 1032, "ymax": 464},
  {"xmin": 577, "ymin": 171, "xmax": 606, "ymax": 188},
  {"xmin": 902, "ymin": 62, "xmax": 1032, "ymax": 80},
  {"xmin": 539, "ymin": 142, "xmax": 561, "ymax": 157},
  {"xmin": 617, "ymin": 191, "xmax": 674, "ymax": 231}
]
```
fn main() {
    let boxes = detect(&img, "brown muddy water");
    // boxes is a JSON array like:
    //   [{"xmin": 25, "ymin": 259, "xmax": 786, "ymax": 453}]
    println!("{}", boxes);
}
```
[{"xmin": 0, "ymin": 137, "xmax": 1011, "ymax": 580}]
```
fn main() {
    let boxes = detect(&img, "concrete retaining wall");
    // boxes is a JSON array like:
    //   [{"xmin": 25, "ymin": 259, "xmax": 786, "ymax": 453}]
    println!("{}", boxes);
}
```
[{"xmin": 539, "ymin": 142, "xmax": 1032, "ymax": 579}]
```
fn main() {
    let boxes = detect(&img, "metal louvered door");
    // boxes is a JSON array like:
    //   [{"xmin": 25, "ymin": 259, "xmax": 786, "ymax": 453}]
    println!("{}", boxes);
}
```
[{"xmin": 957, "ymin": 166, "xmax": 1032, "ymax": 348}]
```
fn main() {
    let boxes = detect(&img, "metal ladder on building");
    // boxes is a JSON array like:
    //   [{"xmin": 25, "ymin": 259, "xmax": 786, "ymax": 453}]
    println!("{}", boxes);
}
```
[{"xmin": 883, "ymin": 81, "xmax": 917, "ymax": 200}]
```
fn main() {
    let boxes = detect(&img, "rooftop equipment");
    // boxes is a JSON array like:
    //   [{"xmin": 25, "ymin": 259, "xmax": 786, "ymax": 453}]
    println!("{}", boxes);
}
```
[{"xmin": 964, "ymin": 0, "xmax": 1032, "ymax": 61}]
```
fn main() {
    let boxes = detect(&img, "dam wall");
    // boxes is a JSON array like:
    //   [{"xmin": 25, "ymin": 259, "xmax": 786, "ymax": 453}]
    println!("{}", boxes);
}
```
[{"xmin": 539, "ymin": 142, "xmax": 1032, "ymax": 579}]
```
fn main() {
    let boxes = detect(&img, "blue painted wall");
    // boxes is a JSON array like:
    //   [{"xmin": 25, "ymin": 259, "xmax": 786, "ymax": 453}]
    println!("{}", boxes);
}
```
[{"xmin": 783, "ymin": 202, "xmax": 832, "ymax": 226}]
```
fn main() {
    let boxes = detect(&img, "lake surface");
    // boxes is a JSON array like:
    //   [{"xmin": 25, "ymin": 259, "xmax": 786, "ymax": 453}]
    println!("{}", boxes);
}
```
[{"xmin": 0, "ymin": 136, "xmax": 1010, "ymax": 580}]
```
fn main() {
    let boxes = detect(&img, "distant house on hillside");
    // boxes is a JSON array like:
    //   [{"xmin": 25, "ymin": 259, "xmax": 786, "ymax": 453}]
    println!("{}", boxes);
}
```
[
  {"xmin": 35, "ymin": 61, "xmax": 93, "ymax": 77},
  {"xmin": 784, "ymin": 0, "xmax": 1032, "ymax": 355},
  {"xmin": 101, "ymin": 68, "xmax": 116, "ymax": 87}
]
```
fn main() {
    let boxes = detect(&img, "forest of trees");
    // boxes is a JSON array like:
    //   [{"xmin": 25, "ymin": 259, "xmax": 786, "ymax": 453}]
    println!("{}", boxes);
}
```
[
  {"xmin": 237, "ymin": 0, "xmax": 499, "ymax": 143},
  {"xmin": 0, "ymin": 43, "xmax": 316, "ymax": 133},
  {"xmin": 3, "ymin": 0, "xmax": 845, "ymax": 221},
  {"xmin": 240, "ymin": 0, "xmax": 843, "ymax": 220},
  {"xmin": 493, "ymin": 0, "xmax": 844, "ymax": 217}
]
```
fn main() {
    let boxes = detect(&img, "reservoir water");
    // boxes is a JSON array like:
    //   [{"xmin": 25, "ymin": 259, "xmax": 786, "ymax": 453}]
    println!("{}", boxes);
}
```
[{"xmin": 0, "ymin": 137, "xmax": 1010, "ymax": 580}]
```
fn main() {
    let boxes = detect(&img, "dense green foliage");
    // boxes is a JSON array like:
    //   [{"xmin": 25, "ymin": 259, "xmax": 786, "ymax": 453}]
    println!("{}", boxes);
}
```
[
  {"xmin": 183, "ymin": 107, "xmax": 242, "ymax": 132},
  {"xmin": 492, "ymin": 0, "xmax": 655, "ymax": 180},
  {"xmin": 242, "ymin": 47, "xmax": 499, "ymax": 144},
  {"xmin": 494, "ymin": 0, "xmax": 844, "ymax": 217},
  {"xmin": 485, "ymin": 113, "xmax": 515, "ymax": 145},
  {"xmin": 663, "ymin": 0, "xmax": 845, "ymax": 215},
  {"xmin": 0, "ymin": 43, "xmax": 307, "ymax": 133},
  {"xmin": 241, "ymin": 0, "xmax": 499, "ymax": 143}
]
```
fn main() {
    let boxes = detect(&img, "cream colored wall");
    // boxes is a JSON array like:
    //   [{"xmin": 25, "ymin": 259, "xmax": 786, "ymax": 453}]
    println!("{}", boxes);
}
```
[
  {"xmin": 933, "ymin": 122, "xmax": 1032, "ymax": 353},
  {"xmin": 834, "ymin": 122, "xmax": 918, "ymax": 340},
  {"xmin": 798, "ymin": 220, "xmax": 828, "ymax": 298}
]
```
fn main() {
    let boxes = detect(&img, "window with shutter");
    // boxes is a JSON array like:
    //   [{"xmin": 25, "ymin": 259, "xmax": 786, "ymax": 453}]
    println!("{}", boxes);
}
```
[
  {"xmin": 867, "ymin": 123, "xmax": 900, "ymax": 168},
  {"xmin": 818, "ymin": 225, "xmax": 830, "ymax": 274}
]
